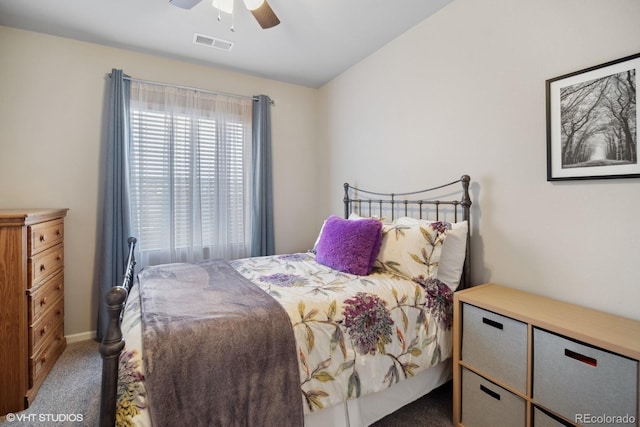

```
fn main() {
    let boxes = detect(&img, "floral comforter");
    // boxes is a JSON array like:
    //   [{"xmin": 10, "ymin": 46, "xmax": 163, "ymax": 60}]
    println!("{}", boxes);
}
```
[{"xmin": 115, "ymin": 252, "xmax": 453, "ymax": 426}]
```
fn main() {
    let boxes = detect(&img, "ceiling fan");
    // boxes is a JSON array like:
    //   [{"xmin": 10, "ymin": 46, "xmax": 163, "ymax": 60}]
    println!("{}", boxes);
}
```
[{"xmin": 170, "ymin": 0, "xmax": 280, "ymax": 29}]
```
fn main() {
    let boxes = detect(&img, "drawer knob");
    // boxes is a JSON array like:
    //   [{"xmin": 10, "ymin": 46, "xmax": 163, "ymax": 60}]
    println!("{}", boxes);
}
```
[
  {"xmin": 40, "ymin": 326, "xmax": 48, "ymax": 336},
  {"xmin": 564, "ymin": 348, "xmax": 597, "ymax": 367},
  {"xmin": 40, "ymin": 355, "xmax": 47, "ymax": 365},
  {"xmin": 40, "ymin": 297, "xmax": 47, "ymax": 306},
  {"xmin": 40, "ymin": 264, "xmax": 46, "ymax": 272},
  {"xmin": 39, "ymin": 234, "xmax": 46, "ymax": 242}
]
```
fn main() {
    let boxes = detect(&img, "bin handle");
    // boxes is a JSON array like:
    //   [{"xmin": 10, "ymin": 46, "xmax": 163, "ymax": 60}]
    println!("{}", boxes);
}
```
[
  {"xmin": 564, "ymin": 348, "xmax": 597, "ymax": 367},
  {"xmin": 482, "ymin": 317, "xmax": 503, "ymax": 330}
]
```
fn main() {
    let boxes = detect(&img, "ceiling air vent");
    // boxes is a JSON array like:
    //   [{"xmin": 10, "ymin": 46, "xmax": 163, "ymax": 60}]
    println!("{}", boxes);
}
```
[{"xmin": 193, "ymin": 33, "xmax": 234, "ymax": 51}]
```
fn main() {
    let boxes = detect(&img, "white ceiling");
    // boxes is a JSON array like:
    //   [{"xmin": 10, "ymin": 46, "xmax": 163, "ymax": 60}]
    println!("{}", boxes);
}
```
[{"xmin": 0, "ymin": 0, "xmax": 452, "ymax": 88}]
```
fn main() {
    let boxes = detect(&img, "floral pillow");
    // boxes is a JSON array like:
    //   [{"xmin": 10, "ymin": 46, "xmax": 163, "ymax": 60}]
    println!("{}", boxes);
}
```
[
  {"xmin": 374, "ymin": 217, "xmax": 467, "ymax": 290},
  {"xmin": 375, "ymin": 217, "xmax": 446, "ymax": 282}
]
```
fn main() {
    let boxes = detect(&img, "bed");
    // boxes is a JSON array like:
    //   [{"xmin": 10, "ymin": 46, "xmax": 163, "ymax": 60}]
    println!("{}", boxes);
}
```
[{"xmin": 99, "ymin": 175, "xmax": 472, "ymax": 427}]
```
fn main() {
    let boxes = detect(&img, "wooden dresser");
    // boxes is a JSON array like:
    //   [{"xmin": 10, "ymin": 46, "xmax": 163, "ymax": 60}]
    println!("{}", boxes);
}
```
[{"xmin": 0, "ymin": 209, "xmax": 68, "ymax": 416}]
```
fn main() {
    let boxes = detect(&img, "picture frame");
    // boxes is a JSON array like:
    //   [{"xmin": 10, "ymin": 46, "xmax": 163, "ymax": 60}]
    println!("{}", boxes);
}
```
[{"xmin": 546, "ymin": 52, "xmax": 640, "ymax": 181}]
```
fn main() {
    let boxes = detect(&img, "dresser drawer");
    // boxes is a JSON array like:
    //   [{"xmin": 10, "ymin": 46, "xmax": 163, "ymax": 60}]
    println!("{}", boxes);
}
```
[
  {"xmin": 28, "ymin": 271, "xmax": 64, "ymax": 323},
  {"xmin": 29, "ymin": 297, "xmax": 64, "ymax": 355},
  {"xmin": 28, "ymin": 243, "xmax": 64, "ymax": 289},
  {"xmin": 533, "ymin": 328, "xmax": 638, "ymax": 423},
  {"xmin": 29, "ymin": 321, "xmax": 65, "ymax": 388},
  {"xmin": 28, "ymin": 219, "xmax": 64, "ymax": 255},
  {"xmin": 461, "ymin": 303, "xmax": 528, "ymax": 392},
  {"xmin": 461, "ymin": 367, "xmax": 526, "ymax": 427}
]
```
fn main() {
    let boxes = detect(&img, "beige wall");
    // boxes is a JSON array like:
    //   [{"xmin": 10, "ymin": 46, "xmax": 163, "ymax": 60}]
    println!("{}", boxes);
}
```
[
  {"xmin": 319, "ymin": 0, "xmax": 640, "ymax": 320},
  {"xmin": 2, "ymin": 0, "xmax": 640, "ymax": 339},
  {"xmin": 0, "ymin": 26, "xmax": 320, "ymax": 339}
]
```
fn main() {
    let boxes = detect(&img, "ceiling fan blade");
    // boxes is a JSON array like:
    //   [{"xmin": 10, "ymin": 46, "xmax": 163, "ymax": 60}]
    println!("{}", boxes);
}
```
[
  {"xmin": 169, "ymin": 0, "xmax": 203, "ymax": 10},
  {"xmin": 249, "ymin": 1, "xmax": 280, "ymax": 29}
]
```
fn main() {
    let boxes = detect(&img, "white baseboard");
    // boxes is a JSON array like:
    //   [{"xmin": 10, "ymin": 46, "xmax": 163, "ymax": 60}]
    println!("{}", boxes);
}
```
[{"xmin": 66, "ymin": 330, "xmax": 96, "ymax": 343}]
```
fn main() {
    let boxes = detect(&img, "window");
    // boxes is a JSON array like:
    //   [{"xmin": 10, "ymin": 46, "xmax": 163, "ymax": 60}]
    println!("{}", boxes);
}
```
[{"xmin": 128, "ymin": 82, "xmax": 253, "ymax": 265}]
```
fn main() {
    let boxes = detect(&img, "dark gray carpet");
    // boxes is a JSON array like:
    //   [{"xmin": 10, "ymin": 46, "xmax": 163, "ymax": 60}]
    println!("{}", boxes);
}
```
[
  {"xmin": 0, "ymin": 340, "xmax": 452, "ymax": 426},
  {"xmin": 0, "ymin": 340, "xmax": 101, "ymax": 427},
  {"xmin": 371, "ymin": 381, "xmax": 453, "ymax": 427}
]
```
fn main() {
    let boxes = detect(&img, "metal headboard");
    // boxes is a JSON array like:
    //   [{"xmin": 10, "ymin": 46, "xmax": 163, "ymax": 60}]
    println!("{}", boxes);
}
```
[{"xmin": 343, "ymin": 175, "xmax": 472, "ymax": 289}]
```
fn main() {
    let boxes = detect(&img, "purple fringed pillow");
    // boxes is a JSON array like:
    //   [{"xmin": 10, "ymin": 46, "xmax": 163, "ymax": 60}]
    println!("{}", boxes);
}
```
[{"xmin": 315, "ymin": 215, "xmax": 383, "ymax": 276}]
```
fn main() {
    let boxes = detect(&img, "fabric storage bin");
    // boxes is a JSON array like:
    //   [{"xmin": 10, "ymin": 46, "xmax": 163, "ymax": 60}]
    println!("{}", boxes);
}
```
[
  {"xmin": 461, "ymin": 367, "xmax": 526, "ymax": 427},
  {"xmin": 533, "ymin": 328, "xmax": 638, "ymax": 425},
  {"xmin": 533, "ymin": 406, "xmax": 574, "ymax": 427},
  {"xmin": 461, "ymin": 303, "xmax": 528, "ymax": 393}
]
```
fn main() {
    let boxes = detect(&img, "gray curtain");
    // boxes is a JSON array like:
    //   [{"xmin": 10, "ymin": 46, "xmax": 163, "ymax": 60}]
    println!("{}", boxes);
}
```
[
  {"xmin": 97, "ymin": 69, "xmax": 132, "ymax": 341},
  {"xmin": 251, "ymin": 95, "xmax": 275, "ymax": 256}
]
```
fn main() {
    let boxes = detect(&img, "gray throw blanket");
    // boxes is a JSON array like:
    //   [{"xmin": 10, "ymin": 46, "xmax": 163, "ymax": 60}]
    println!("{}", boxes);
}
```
[{"xmin": 138, "ymin": 259, "xmax": 303, "ymax": 427}]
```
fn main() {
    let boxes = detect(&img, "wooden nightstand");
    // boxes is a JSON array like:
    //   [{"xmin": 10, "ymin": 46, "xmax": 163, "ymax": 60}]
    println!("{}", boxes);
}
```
[{"xmin": 453, "ymin": 283, "xmax": 640, "ymax": 427}]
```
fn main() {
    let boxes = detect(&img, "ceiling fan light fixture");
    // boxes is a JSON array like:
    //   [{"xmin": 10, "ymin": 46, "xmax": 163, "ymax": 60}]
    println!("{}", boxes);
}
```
[
  {"xmin": 169, "ymin": 0, "xmax": 203, "ymax": 9},
  {"xmin": 248, "ymin": 1, "xmax": 280, "ymax": 29},
  {"xmin": 212, "ymin": 0, "xmax": 233, "ymax": 14},
  {"xmin": 243, "ymin": 0, "xmax": 265, "ymax": 11}
]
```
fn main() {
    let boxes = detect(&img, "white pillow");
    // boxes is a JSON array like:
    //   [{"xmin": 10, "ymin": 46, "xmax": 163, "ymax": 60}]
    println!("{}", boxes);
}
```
[
  {"xmin": 436, "ymin": 220, "xmax": 468, "ymax": 291},
  {"xmin": 312, "ymin": 220, "xmax": 326, "ymax": 252},
  {"xmin": 348, "ymin": 212, "xmax": 387, "ymax": 222}
]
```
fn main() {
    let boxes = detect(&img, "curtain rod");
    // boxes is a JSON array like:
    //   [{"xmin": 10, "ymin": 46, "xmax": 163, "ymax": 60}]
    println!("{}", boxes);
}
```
[{"xmin": 109, "ymin": 73, "xmax": 274, "ymax": 105}]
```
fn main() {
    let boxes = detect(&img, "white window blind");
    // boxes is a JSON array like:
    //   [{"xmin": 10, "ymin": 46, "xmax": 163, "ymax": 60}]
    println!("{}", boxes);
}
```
[{"xmin": 128, "ymin": 82, "xmax": 253, "ymax": 265}]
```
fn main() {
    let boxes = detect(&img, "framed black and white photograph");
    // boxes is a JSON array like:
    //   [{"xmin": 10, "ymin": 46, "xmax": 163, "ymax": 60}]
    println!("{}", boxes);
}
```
[{"xmin": 546, "ymin": 52, "xmax": 639, "ymax": 181}]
